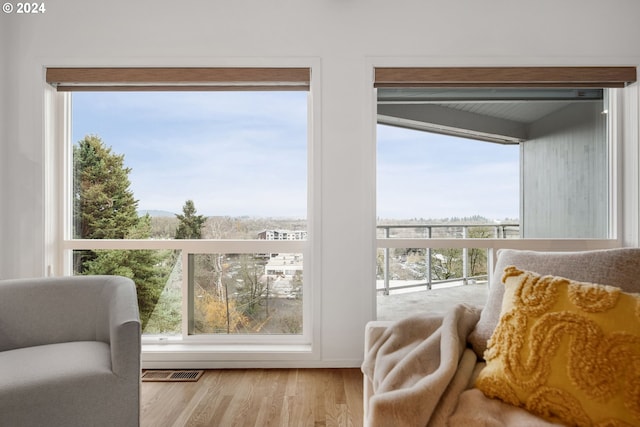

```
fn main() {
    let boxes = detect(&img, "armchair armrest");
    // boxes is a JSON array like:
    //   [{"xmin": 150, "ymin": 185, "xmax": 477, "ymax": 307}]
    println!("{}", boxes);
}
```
[
  {"xmin": 365, "ymin": 321, "xmax": 394, "ymax": 353},
  {"xmin": 363, "ymin": 320, "xmax": 394, "ymax": 418},
  {"xmin": 104, "ymin": 277, "xmax": 141, "ymax": 378}
]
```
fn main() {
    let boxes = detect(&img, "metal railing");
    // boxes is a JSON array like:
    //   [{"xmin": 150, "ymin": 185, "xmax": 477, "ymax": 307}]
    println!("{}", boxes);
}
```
[{"xmin": 376, "ymin": 223, "xmax": 520, "ymax": 295}]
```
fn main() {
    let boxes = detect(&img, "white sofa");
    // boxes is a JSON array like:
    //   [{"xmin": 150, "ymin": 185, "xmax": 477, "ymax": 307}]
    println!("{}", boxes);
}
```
[
  {"xmin": 0, "ymin": 275, "xmax": 141, "ymax": 427},
  {"xmin": 363, "ymin": 248, "xmax": 640, "ymax": 427}
]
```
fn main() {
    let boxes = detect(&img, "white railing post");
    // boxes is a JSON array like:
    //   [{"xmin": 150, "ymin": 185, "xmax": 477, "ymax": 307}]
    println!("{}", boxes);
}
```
[
  {"xmin": 384, "ymin": 226, "xmax": 390, "ymax": 295},
  {"xmin": 426, "ymin": 226, "xmax": 432, "ymax": 290},
  {"xmin": 462, "ymin": 226, "xmax": 468, "ymax": 285}
]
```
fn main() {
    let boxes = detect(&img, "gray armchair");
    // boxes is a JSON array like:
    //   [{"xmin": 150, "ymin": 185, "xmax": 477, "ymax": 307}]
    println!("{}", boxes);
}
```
[{"xmin": 0, "ymin": 275, "xmax": 141, "ymax": 427}]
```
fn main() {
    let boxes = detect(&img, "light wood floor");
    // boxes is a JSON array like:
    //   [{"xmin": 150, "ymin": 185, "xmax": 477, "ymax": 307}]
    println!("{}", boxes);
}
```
[{"xmin": 141, "ymin": 368, "xmax": 364, "ymax": 427}]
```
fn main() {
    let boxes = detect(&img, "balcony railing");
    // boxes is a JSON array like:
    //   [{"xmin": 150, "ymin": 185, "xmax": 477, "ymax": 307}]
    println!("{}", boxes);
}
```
[{"xmin": 376, "ymin": 223, "xmax": 519, "ymax": 295}]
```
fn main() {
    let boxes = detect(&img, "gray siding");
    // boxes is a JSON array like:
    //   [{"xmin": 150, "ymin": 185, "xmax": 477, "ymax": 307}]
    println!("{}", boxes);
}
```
[{"xmin": 522, "ymin": 102, "xmax": 608, "ymax": 238}]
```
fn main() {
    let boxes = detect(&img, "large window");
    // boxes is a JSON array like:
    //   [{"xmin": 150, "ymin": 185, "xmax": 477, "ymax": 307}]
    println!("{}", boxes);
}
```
[
  {"xmin": 47, "ymin": 67, "xmax": 312, "ymax": 344},
  {"xmin": 374, "ymin": 67, "xmax": 636, "ymax": 306}
]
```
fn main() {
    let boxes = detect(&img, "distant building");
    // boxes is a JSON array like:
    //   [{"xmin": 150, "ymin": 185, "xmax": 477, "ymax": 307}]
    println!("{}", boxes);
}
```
[
  {"xmin": 265, "ymin": 254, "xmax": 303, "ymax": 277},
  {"xmin": 258, "ymin": 230, "xmax": 307, "ymax": 284},
  {"xmin": 258, "ymin": 230, "xmax": 307, "ymax": 241}
]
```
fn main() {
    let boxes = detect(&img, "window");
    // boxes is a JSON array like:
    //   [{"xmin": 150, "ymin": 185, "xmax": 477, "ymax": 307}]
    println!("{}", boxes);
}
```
[
  {"xmin": 47, "ymin": 67, "xmax": 313, "ymax": 346},
  {"xmin": 374, "ymin": 67, "xmax": 636, "ymax": 311}
]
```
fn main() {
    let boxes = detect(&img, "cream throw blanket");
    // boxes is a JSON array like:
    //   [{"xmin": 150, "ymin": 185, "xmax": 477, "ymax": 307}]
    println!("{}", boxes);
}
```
[{"xmin": 362, "ymin": 304, "xmax": 561, "ymax": 427}]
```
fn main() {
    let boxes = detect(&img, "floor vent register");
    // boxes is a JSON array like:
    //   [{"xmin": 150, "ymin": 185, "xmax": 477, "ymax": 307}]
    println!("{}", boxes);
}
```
[{"xmin": 141, "ymin": 370, "xmax": 205, "ymax": 382}]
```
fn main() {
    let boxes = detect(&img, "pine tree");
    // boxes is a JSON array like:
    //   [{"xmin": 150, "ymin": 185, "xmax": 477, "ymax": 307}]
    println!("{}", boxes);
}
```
[
  {"xmin": 73, "ymin": 135, "xmax": 139, "ymax": 239},
  {"xmin": 175, "ymin": 199, "xmax": 206, "ymax": 239},
  {"xmin": 73, "ymin": 135, "xmax": 168, "ymax": 328}
]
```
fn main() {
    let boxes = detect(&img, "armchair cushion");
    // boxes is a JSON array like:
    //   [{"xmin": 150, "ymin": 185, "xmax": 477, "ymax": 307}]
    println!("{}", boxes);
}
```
[{"xmin": 0, "ymin": 342, "xmax": 122, "ymax": 426}]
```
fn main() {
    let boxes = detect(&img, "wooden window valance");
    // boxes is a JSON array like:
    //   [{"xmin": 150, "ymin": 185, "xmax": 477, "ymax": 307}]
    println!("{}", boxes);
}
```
[
  {"xmin": 374, "ymin": 67, "xmax": 637, "ymax": 88},
  {"xmin": 46, "ymin": 67, "xmax": 311, "ymax": 91}
]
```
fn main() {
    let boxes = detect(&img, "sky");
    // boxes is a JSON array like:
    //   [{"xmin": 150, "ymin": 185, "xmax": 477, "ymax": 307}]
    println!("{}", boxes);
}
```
[
  {"xmin": 377, "ymin": 125, "xmax": 520, "ymax": 220},
  {"xmin": 73, "ymin": 91, "xmax": 520, "ymax": 220},
  {"xmin": 72, "ymin": 91, "xmax": 308, "ymax": 218}
]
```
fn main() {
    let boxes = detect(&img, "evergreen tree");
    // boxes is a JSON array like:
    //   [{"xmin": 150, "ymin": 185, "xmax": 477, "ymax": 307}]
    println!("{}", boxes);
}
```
[
  {"xmin": 175, "ymin": 199, "xmax": 206, "ymax": 239},
  {"xmin": 83, "ymin": 215, "xmax": 169, "ymax": 328},
  {"xmin": 73, "ymin": 135, "xmax": 139, "ymax": 239},
  {"xmin": 73, "ymin": 135, "xmax": 168, "ymax": 328}
]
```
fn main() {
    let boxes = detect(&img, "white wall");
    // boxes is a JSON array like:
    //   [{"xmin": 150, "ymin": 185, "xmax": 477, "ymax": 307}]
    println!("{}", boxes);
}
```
[
  {"xmin": 3, "ymin": 0, "xmax": 640, "ymax": 367},
  {"xmin": 0, "ymin": 15, "xmax": 8, "ymax": 265},
  {"xmin": 622, "ymin": 83, "xmax": 640, "ymax": 245}
]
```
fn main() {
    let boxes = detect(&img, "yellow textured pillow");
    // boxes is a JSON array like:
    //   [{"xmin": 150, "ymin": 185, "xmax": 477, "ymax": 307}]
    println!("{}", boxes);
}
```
[{"xmin": 475, "ymin": 266, "xmax": 640, "ymax": 427}]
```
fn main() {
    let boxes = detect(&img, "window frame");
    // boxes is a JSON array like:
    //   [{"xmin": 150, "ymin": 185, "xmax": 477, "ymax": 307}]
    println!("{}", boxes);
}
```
[
  {"xmin": 47, "ymin": 65, "xmax": 321, "ymax": 361},
  {"xmin": 373, "ymin": 66, "xmax": 636, "ymax": 296}
]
